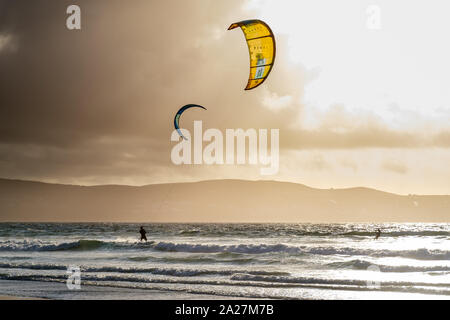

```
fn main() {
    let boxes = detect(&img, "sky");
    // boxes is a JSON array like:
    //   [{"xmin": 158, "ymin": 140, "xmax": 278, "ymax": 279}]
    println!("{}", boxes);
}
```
[{"xmin": 0, "ymin": 0, "xmax": 449, "ymax": 195}]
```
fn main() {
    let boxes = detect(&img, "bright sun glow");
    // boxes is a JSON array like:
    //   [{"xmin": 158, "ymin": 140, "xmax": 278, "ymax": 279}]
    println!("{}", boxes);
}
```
[{"xmin": 249, "ymin": 0, "xmax": 450, "ymax": 130}]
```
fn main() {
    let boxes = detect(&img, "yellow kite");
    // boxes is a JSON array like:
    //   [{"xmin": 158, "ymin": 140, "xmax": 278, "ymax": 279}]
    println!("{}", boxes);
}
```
[{"xmin": 228, "ymin": 19, "xmax": 276, "ymax": 90}]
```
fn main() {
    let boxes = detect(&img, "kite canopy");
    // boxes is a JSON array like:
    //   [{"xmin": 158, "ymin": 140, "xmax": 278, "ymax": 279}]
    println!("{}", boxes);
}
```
[
  {"xmin": 228, "ymin": 19, "xmax": 276, "ymax": 90},
  {"xmin": 174, "ymin": 104, "xmax": 206, "ymax": 140}
]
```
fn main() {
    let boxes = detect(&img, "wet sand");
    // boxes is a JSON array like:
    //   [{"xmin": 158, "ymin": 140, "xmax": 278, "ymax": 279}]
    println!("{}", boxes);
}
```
[
  {"xmin": 0, "ymin": 280, "xmax": 253, "ymax": 300},
  {"xmin": 0, "ymin": 295, "xmax": 47, "ymax": 300}
]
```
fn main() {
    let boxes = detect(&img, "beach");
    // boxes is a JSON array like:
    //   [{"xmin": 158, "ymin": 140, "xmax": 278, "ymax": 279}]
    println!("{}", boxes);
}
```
[
  {"xmin": 0, "ymin": 293, "xmax": 46, "ymax": 300},
  {"xmin": 0, "ymin": 280, "xmax": 246, "ymax": 300}
]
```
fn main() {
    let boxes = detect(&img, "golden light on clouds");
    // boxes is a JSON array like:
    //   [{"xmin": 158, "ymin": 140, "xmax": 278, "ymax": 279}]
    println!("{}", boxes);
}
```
[{"xmin": 0, "ymin": 0, "xmax": 449, "ymax": 195}]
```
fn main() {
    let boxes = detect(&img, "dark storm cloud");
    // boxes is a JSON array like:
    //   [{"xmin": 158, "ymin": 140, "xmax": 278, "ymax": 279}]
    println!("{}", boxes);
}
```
[
  {"xmin": 0, "ymin": 0, "xmax": 304, "ymax": 182},
  {"xmin": 0, "ymin": 0, "xmax": 296, "ymax": 182},
  {"xmin": 0, "ymin": 1, "xmax": 254, "ymax": 144}
]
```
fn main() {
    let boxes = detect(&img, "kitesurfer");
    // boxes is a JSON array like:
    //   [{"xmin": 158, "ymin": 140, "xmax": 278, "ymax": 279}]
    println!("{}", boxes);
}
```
[
  {"xmin": 375, "ymin": 229, "xmax": 381, "ymax": 240},
  {"xmin": 139, "ymin": 226, "xmax": 147, "ymax": 242}
]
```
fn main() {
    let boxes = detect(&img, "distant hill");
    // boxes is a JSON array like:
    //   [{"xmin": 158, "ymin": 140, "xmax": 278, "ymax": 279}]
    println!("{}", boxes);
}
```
[{"xmin": 0, "ymin": 179, "xmax": 448, "ymax": 222}]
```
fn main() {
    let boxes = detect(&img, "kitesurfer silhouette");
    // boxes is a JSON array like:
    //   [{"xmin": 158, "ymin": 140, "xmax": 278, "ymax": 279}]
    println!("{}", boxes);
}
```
[
  {"xmin": 375, "ymin": 229, "xmax": 381, "ymax": 240},
  {"xmin": 139, "ymin": 226, "xmax": 147, "ymax": 242}
]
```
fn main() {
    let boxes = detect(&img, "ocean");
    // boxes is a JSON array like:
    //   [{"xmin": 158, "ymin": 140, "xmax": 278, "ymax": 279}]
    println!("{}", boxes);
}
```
[{"xmin": 0, "ymin": 223, "xmax": 449, "ymax": 300}]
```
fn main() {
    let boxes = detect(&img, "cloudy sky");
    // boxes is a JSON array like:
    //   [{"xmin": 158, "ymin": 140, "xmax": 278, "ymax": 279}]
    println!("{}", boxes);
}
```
[{"xmin": 0, "ymin": 0, "xmax": 449, "ymax": 195}]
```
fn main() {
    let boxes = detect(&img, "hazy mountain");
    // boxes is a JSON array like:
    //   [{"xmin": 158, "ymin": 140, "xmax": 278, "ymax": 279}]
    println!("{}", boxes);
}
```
[{"xmin": 0, "ymin": 179, "xmax": 448, "ymax": 222}]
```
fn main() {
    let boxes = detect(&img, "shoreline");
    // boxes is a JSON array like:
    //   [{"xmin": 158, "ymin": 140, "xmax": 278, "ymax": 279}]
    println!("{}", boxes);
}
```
[
  {"xmin": 0, "ymin": 280, "xmax": 255, "ymax": 300},
  {"xmin": 0, "ymin": 295, "xmax": 48, "ymax": 300}
]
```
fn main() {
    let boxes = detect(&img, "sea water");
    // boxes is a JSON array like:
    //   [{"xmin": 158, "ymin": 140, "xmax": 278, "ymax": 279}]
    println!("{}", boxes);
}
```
[{"xmin": 0, "ymin": 223, "xmax": 448, "ymax": 299}]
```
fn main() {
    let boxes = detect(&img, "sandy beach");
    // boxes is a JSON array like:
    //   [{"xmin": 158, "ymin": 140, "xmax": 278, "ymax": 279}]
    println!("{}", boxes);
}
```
[
  {"xmin": 0, "ymin": 295, "xmax": 47, "ymax": 300},
  {"xmin": 0, "ymin": 280, "xmax": 254, "ymax": 300}
]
